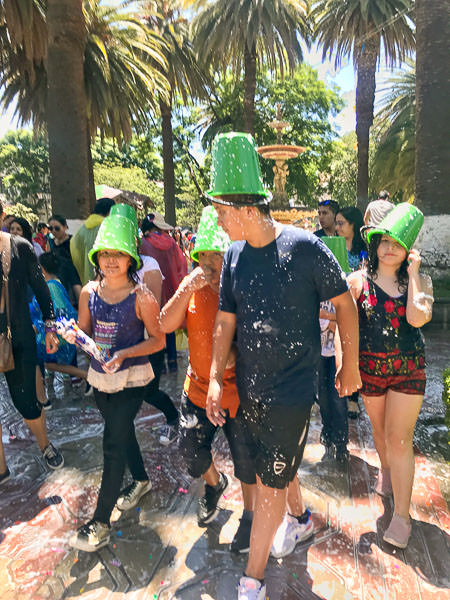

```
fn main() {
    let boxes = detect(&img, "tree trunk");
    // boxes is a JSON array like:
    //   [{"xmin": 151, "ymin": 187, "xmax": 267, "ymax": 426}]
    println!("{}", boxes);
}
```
[
  {"xmin": 86, "ymin": 126, "xmax": 96, "ymax": 212},
  {"xmin": 160, "ymin": 96, "xmax": 176, "ymax": 226},
  {"xmin": 243, "ymin": 43, "xmax": 257, "ymax": 135},
  {"xmin": 46, "ymin": 0, "xmax": 90, "ymax": 219},
  {"xmin": 415, "ymin": 0, "xmax": 450, "ymax": 216},
  {"xmin": 355, "ymin": 37, "xmax": 379, "ymax": 212}
]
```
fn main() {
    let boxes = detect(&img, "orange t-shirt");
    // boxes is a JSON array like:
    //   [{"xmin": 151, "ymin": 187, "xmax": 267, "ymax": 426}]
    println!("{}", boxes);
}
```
[{"xmin": 183, "ymin": 284, "xmax": 240, "ymax": 418}]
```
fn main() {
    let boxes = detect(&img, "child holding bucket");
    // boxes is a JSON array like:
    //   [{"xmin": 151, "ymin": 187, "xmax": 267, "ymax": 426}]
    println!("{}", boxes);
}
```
[
  {"xmin": 65, "ymin": 211, "xmax": 164, "ymax": 552},
  {"xmin": 348, "ymin": 203, "xmax": 433, "ymax": 548}
]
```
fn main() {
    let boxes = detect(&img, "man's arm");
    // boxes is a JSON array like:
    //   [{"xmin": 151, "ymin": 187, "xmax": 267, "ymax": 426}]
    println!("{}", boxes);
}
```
[
  {"xmin": 206, "ymin": 310, "xmax": 236, "ymax": 426},
  {"xmin": 330, "ymin": 290, "xmax": 361, "ymax": 397}
]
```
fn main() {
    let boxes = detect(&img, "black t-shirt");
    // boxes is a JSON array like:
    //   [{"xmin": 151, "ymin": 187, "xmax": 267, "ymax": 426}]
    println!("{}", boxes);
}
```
[
  {"xmin": 50, "ymin": 235, "xmax": 81, "ymax": 296},
  {"xmin": 219, "ymin": 226, "xmax": 348, "ymax": 405}
]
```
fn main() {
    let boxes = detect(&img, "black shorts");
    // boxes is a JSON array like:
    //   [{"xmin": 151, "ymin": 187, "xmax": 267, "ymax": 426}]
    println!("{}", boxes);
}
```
[
  {"xmin": 178, "ymin": 392, "xmax": 256, "ymax": 485},
  {"xmin": 240, "ymin": 393, "xmax": 313, "ymax": 489},
  {"xmin": 5, "ymin": 338, "xmax": 42, "ymax": 420}
]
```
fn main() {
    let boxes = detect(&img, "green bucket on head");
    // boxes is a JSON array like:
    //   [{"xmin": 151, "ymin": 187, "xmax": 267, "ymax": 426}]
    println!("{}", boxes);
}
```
[
  {"xmin": 109, "ymin": 203, "xmax": 138, "ymax": 233},
  {"xmin": 207, "ymin": 132, "xmax": 271, "ymax": 204},
  {"xmin": 366, "ymin": 203, "xmax": 424, "ymax": 252},
  {"xmin": 191, "ymin": 206, "xmax": 231, "ymax": 262},
  {"xmin": 322, "ymin": 236, "xmax": 350, "ymax": 272},
  {"xmin": 88, "ymin": 215, "xmax": 141, "ymax": 268}
]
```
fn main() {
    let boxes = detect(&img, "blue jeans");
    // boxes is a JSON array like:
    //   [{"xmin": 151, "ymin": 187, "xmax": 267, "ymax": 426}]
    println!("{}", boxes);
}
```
[{"xmin": 317, "ymin": 356, "xmax": 348, "ymax": 447}]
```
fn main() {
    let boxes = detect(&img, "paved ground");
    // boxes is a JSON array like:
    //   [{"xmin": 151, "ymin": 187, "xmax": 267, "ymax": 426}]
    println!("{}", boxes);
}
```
[{"xmin": 0, "ymin": 325, "xmax": 448, "ymax": 600}]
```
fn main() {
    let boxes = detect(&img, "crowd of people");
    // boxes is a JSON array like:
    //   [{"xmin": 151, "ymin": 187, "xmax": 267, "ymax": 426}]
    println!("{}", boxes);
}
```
[{"xmin": 0, "ymin": 133, "xmax": 434, "ymax": 600}]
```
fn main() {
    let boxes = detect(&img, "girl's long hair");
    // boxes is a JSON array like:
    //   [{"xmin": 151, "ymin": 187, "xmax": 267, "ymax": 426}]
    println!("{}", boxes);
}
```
[
  {"xmin": 337, "ymin": 207, "xmax": 365, "ymax": 255},
  {"xmin": 367, "ymin": 234, "xmax": 409, "ymax": 293}
]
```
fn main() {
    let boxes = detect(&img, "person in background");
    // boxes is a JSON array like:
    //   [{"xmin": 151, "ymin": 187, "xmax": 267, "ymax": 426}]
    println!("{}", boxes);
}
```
[
  {"xmin": 34, "ymin": 223, "xmax": 49, "ymax": 252},
  {"xmin": 335, "ymin": 206, "xmax": 366, "ymax": 419},
  {"xmin": 315, "ymin": 199, "xmax": 339, "ymax": 238},
  {"xmin": 140, "ymin": 212, "xmax": 187, "ymax": 373},
  {"xmin": 47, "ymin": 214, "xmax": 82, "ymax": 306},
  {"xmin": 1, "ymin": 214, "xmax": 15, "ymax": 232},
  {"xmin": 348, "ymin": 204, "xmax": 433, "ymax": 549},
  {"xmin": 70, "ymin": 198, "xmax": 115, "ymax": 285},
  {"xmin": 0, "ymin": 201, "xmax": 64, "ymax": 476},
  {"xmin": 363, "ymin": 191, "xmax": 394, "ymax": 228},
  {"xmin": 9, "ymin": 217, "xmax": 43, "ymax": 257}
]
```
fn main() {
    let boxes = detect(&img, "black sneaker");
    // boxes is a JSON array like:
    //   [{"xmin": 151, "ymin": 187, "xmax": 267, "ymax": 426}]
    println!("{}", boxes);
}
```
[
  {"xmin": 0, "ymin": 468, "xmax": 10, "ymax": 485},
  {"xmin": 230, "ymin": 515, "xmax": 252, "ymax": 553},
  {"xmin": 69, "ymin": 519, "xmax": 110, "ymax": 552},
  {"xmin": 159, "ymin": 424, "xmax": 178, "ymax": 446},
  {"xmin": 42, "ymin": 443, "xmax": 64, "ymax": 470},
  {"xmin": 197, "ymin": 472, "xmax": 228, "ymax": 526}
]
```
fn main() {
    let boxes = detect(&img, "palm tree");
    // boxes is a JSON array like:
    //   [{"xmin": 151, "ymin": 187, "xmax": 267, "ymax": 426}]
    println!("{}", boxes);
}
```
[
  {"xmin": 145, "ymin": 0, "xmax": 208, "ymax": 226},
  {"xmin": 192, "ymin": 0, "xmax": 310, "ymax": 135},
  {"xmin": 47, "ymin": 0, "xmax": 91, "ymax": 218},
  {"xmin": 1, "ymin": 0, "xmax": 169, "ymax": 217},
  {"xmin": 415, "ymin": 0, "xmax": 449, "ymax": 216},
  {"xmin": 313, "ymin": 0, "xmax": 415, "ymax": 210},
  {"xmin": 372, "ymin": 60, "xmax": 415, "ymax": 201}
]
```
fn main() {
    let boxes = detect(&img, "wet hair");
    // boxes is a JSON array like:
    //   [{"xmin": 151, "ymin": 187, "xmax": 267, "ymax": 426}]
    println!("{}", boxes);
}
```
[
  {"xmin": 93, "ymin": 198, "xmax": 115, "ymax": 216},
  {"xmin": 10, "ymin": 217, "xmax": 33, "ymax": 242},
  {"xmin": 378, "ymin": 190, "xmax": 390, "ymax": 200},
  {"xmin": 254, "ymin": 204, "xmax": 271, "ymax": 216},
  {"xmin": 337, "ymin": 207, "xmax": 365, "ymax": 255},
  {"xmin": 39, "ymin": 252, "xmax": 60, "ymax": 275},
  {"xmin": 37, "ymin": 222, "xmax": 48, "ymax": 232},
  {"xmin": 49, "ymin": 214, "xmax": 67, "ymax": 227},
  {"xmin": 367, "ymin": 234, "xmax": 409, "ymax": 293},
  {"xmin": 92, "ymin": 251, "xmax": 139, "ymax": 284}
]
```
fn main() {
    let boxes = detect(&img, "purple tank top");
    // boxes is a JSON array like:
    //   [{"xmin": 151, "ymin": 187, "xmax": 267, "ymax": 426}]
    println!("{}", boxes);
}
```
[{"xmin": 88, "ymin": 288, "xmax": 148, "ymax": 374}]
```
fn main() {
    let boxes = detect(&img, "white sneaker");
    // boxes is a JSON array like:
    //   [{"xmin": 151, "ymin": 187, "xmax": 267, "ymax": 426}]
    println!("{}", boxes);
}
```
[
  {"xmin": 159, "ymin": 424, "xmax": 178, "ymax": 446},
  {"xmin": 116, "ymin": 480, "xmax": 152, "ymax": 511},
  {"xmin": 238, "ymin": 576, "xmax": 266, "ymax": 600},
  {"xmin": 271, "ymin": 510, "xmax": 314, "ymax": 558}
]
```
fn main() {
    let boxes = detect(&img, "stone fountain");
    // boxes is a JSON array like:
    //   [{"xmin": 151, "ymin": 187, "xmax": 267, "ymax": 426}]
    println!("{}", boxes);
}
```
[{"xmin": 257, "ymin": 104, "xmax": 306, "ymax": 209}]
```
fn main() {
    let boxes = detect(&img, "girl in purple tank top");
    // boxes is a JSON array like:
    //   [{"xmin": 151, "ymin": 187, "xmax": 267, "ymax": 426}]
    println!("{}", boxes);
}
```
[{"xmin": 64, "ymin": 217, "xmax": 165, "ymax": 553}]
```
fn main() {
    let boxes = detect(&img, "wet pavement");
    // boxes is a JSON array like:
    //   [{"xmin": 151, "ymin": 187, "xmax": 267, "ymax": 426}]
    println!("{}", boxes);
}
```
[{"xmin": 0, "ymin": 324, "xmax": 448, "ymax": 600}]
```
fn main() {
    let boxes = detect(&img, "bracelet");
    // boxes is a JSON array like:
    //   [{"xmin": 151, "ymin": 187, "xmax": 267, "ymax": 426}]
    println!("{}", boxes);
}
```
[{"xmin": 44, "ymin": 320, "xmax": 57, "ymax": 333}]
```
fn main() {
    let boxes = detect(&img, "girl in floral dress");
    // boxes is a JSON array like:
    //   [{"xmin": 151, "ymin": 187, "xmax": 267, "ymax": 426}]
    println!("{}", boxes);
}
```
[{"xmin": 348, "ymin": 204, "xmax": 433, "ymax": 549}]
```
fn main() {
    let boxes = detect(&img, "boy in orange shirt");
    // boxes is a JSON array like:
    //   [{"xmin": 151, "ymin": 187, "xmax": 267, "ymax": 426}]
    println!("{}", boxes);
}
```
[{"xmin": 160, "ymin": 207, "xmax": 256, "ymax": 552}]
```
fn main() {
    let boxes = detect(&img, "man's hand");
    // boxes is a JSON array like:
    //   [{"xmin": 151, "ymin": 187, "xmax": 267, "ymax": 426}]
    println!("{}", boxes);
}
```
[
  {"xmin": 206, "ymin": 378, "xmax": 226, "ymax": 426},
  {"xmin": 183, "ymin": 267, "xmax": 207, "ymax": 293},
  {"xmin": 335, "ymin": 363, "xmax": 361, "ymax": 398},
  {"xmin": 45, "ymin": 332, "xmax": 59, "ymax": 354}
]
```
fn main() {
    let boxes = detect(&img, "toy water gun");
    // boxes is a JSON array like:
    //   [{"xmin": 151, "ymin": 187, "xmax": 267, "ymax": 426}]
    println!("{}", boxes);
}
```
[{"xmin": 55, "ymin": 317, "xmax": 110, "ymax": 365}]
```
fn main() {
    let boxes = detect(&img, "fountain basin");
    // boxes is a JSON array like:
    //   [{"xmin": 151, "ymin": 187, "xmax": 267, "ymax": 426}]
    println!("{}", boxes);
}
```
[{"xmin": 257, "ymin": 144, "xmax": 306, "ymax": 160}]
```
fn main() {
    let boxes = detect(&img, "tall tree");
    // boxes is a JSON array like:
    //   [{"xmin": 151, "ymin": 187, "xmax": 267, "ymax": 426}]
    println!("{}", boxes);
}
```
[
  {"xmin": 47, "ymin": 0, "xmax": 91, "ymax": 218},
  {"xmin": 313, "ymin": 0, "xmax": 415, "ymax": 210},
  {"xmin": 372, "ymin": 60, "xmax": 415, "ymax": 201},
  {"xmin": 145, "ymin": 0, "xmax": 208, "ymax": 226},
  {"xmin": 415, "ymin": 0, "xmax": 450, "ymax": 215},
  {"xmin": 193, "ymin": 0, "xmax": 309, "ymax": 135}
]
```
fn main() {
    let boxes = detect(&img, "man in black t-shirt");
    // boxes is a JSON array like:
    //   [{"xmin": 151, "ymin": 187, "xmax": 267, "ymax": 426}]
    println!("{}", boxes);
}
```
[{"xmin": 205, "ymin": 133, "xmax": 361, "ymax": 600}]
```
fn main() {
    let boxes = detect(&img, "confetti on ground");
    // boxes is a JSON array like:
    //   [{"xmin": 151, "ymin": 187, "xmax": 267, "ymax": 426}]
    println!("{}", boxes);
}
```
[
  {"xmin": 178, "ymin": 487, "xmax": 188, "ymax": 494},
  {"xmin": 113, "ymin": 544, "xmax": 116, "ymax": 548},
  {"xmin": 117, "ymin": 530, "xmax": 122, "ymax": 537},
  {"xmin": 293, "ymin": 573, "xmax": 298, "ymax": 579},
  {"xmin": 223, "ymin": 494, "xmax": 229, "ymax": 499},
  {"xmin": 80, "ymin": 588, "xmax": 84, "ymax": 594},
  {"xmin": 149, "ymin": 555, "xmax": 152, "ymax": 559},
  {"xmin": 136, "ymin": 507, "xmax": 141, "ymax": 512},
  {"xmin": 156, "ymin": 465, "xmax": 161, "ymax": 470},
  {"xmin": 202, "ymin": 579, "xmax": 209, "ymax": 584},
  {"xmin": 52, "ymin": 548, "xmax": 65, "ymax": 553},
  {"xmin": 110, "ymin": 559, "xmax": 121, "ymax": 567}
]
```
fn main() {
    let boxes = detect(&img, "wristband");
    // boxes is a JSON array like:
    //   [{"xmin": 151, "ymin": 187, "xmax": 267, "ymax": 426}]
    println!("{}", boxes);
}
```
[{"xmin": 44, "ymin": 320, "xmax": 57, "ymax": 333}]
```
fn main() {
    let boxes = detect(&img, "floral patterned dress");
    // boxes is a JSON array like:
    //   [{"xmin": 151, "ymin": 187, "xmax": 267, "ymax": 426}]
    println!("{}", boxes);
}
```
[{"xmin": 357, "ymin": 273, "xmax": 426, "ymax": 396}]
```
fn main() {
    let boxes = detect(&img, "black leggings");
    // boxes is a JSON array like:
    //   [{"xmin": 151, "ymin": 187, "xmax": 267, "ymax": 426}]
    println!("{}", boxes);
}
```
[
  {"xmin": 93, "ymin": 385, "xmax": 148, "ymax": 525},
  {"xmin": 144, "ymin": 349, "xmax": 178, "ymax": 425},
  {"xmin": 5, "ymin": 339, "xmax": 42, "ymax": 420}
]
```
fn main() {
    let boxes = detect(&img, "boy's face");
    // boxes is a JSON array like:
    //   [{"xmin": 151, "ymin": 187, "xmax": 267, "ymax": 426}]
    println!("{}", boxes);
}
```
[
  {"xmin": 197, "ymin": 251, "xmax": 224, "ymax": 292},
  {"xmin": 213, "ymin": 202, "xmax": 248, "ymax": 241},
  {"xmin": 318, "ymin": 206, "xmax": 335, "ymax": 230}
]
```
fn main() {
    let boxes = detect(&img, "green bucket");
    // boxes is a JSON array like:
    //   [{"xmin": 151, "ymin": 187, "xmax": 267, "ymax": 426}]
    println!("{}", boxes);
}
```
[
  {"xmin": 322, "ymin": 236, "xmax": 350, "ymax": 273},
  {"xmin": 366, "ymin": 203, "xmax": 424, "ymax": 252},
  {"xmin": 109, "ymin": 203, "xmax": 140, "ymax": 246},
  {"xmin": 191, "ymin": 206, "xmax": 231, "ymax": 262},
  {"xmin": 89, "ymin": 215, "xmax": 141, "ymax": 268},
  {"xmin": 207, "ymin": 132, "xmax": 270, "ymax": 204}
]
